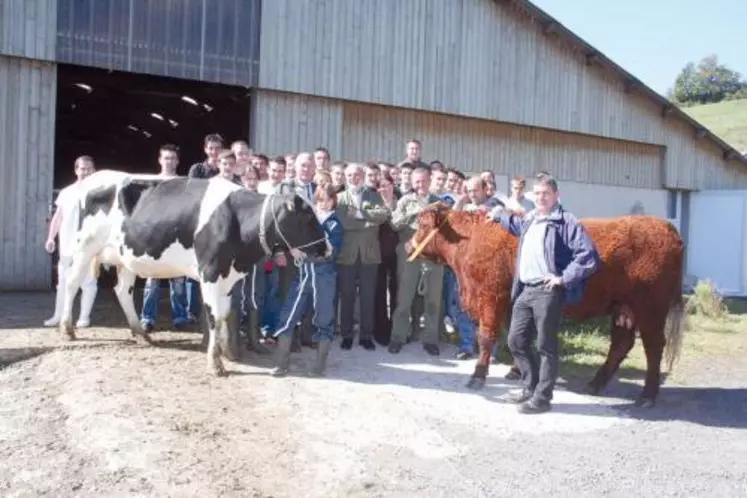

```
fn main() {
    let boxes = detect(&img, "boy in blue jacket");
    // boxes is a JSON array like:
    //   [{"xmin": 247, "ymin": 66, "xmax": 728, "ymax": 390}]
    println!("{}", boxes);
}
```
[{"xmin": 271, "ymin": 184, "xmax": 344, "ymax": 377}]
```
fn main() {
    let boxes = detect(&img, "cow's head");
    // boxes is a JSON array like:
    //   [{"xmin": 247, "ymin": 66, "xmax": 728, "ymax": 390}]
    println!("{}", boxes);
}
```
[
  {"xmin": 274, "ymin": 194, "xmax": 328, "ymax": 257},
  {"xmin": 405, "ymin": 201, "xmax": 453, "ymax": 264}
]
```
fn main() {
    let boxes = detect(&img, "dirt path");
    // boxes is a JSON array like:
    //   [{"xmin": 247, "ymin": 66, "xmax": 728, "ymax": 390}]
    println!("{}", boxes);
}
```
[{"xmin": 1, "ymin": 292, "xmax": 746, "ymax": 497}]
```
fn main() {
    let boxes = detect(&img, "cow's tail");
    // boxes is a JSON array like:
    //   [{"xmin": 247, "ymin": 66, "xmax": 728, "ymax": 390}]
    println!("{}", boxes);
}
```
[
  {"xmin": 663, "ymin": 232, "xmax": 686, "ymax": 372},
  {"xmin": 663, "ymin": 297, "xmax": 685, "ymax": 372}
]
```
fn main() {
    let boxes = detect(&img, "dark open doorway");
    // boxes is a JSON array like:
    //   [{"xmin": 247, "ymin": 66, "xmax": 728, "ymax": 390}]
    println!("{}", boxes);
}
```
[
  {"xmin": 51, "ymin": 64, "xmax": 252, "ymax": 289},
  {"xmin": 54, "ymin": 64, "xmax": 251, "ymax": 187}
]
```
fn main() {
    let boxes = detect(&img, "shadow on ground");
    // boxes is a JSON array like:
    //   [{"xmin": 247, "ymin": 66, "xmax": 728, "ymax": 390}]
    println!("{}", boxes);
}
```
[{"xmin": 3, "ymin": 290, "xmax": 745, "ymax": 431}]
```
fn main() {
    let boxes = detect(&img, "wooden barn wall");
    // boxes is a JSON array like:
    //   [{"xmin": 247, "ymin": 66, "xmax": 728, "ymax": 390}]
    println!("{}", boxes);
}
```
[
  {"xmin": 55, "ymin": 0, "xmax": 261, "ymax": 86},
  {"xmin": 0, "ymin": 56, "xmax": 56, "ymax": 290},
  {"xmin": 258, "ymin": 0, "xmax": 747, "ymax": 191},
  {"xmin": 251, "ymin": 90, "xmax": 344, "ymax": 159},
  {"xmin": 252, "ymin": 90, "xmax": 662, "ymax": 190},
  {"xmin": 0, "ymin": 0, "xmax": 57, "ymax": 60}
]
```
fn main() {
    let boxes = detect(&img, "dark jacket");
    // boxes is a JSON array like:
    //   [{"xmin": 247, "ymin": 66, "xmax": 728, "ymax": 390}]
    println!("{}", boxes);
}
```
[
  {"xmin": 494, "ymin": 205, "xmax": 599, "ymax": 304},
  {"xmin": 302, "ymin": 213, "xmax": 344, "ymax": 272},
  {"xmin": 188, "ymin": 162, "xmax": 219, "ymax": 179},
  {"xmin": 379, "ymin": 191, "xmax": 402, "ymax": 260},
  {"xmin": 277, "ymin": 179, "xmax": 318, "ymax": 201}
]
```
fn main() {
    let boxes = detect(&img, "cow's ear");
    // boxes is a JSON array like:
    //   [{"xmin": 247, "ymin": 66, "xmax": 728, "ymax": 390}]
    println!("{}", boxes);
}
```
[{"xmin": 285, "ymin": 200, "xmax": 294, "ymax": 211}]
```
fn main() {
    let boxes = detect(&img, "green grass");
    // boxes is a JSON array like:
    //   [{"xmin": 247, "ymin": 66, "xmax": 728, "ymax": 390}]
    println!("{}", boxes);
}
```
[
  {"xmin": 684, "ymin": 99, "xmax": 747, "ymax": 154},
  {"xmin": 552, "ymin": 298, "xmax": 747, "ymax": 387}
]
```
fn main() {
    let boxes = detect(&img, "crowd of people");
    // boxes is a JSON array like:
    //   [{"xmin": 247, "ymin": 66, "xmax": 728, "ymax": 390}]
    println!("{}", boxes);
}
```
[{"xmin": 43, "ymin": 133, "xmax": 598, "ymax": 415}]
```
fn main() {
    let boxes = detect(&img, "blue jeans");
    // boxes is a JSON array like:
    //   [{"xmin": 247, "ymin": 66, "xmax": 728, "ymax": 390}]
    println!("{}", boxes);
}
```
[
  {"xmin": 141, "ymin": 277, "xmax": 189, "ymax": 326},
  {"xmin": 238, "ymin": 263, "xmax": 281, "ymax": 335},
  {"xmin": 443, "ymin": 267, "xmax": 476, "ymax": 354},
  {"xmin": 186, "ymin": 278, "xmax": 201, "ymax": 319}
]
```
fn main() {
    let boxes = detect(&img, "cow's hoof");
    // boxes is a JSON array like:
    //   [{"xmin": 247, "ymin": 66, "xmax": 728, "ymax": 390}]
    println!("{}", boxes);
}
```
[
  {"xmin": 210, "ymin": 362, "xmax": 228, "ymax": 377},
  {"xmin": 59, "ymin": 323, "xmax": 76, "ymax": 341},
  {"xmin": 134, "ymin": 333, "xmax": 153, "ymax": 346},
  {"xmin": 466, "ymin": 377, "xmax": 486, "ymax": 390},
  {"xmin": 584, "ymin": 383, "xmax": 602, "ymax": 396},
  {"xmin": 634, "ymin": 397, "xmax": 655, "ymax": 408}
]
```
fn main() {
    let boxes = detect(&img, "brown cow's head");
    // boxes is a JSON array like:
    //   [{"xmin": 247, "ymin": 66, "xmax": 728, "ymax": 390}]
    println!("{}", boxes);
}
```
[{"xmin": 405, "ymin": 201, "xmax": 452, "ymax": 264}]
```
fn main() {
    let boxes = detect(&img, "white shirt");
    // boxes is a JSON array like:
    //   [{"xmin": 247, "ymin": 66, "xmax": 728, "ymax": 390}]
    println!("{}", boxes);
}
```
[
  {"xmin": 349, "ymin": 185, "xmax": 366, "ymax": 219},
  {"xmin": 257, "ymin": 180, "xmax": 280, "ymax": 195},
  {"xmin": 55, "ymin": 182, "xmax": 85, "ymax": 257},
  {"xmin": 505, "ymin": 196, "xmax": 535, "ymax": 213}
]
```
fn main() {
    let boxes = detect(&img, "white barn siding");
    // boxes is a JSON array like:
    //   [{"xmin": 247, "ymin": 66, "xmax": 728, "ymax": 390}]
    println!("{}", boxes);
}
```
[
  {"xmin": 558, "ymin": 183, "xmax": 668, "ymax": 219},
  {"xmin": 0, "ymin": 0, "xmax": 56, "ymax": 60},
  {"xmin": 258, "ymin": 0, "xmax": 747, "ymax": 190},
  {"xmin": 253, "ymin": 89, "xmax": 663, "ymax": 190},
  {"xmin": 341, "ymin": 100, "xmax": 663, "ymax": 189},
  {"xmin": 251, "ymin": 90, "xmax": 344, "ymax": 159},
  {"xmin": 0, "ymin": 55, "xmax": 56, "ymax": 290}
]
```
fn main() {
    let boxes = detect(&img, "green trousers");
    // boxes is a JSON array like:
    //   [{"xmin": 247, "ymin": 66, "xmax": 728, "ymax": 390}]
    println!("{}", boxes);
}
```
[{"xmin": 391, "ymin": 245, "xmax": 444, "ymax": 345}]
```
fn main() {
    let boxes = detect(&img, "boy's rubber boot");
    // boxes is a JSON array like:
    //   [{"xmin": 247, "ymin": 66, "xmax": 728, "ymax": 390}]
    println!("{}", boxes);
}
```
[{"xmin": 271, "ymin": 334, "xmax": 292, "ymax": 377}]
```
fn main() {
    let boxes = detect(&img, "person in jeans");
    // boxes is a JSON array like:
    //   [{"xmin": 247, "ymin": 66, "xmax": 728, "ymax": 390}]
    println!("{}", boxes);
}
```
[
  {"xmin": 185, "ymin": 133, "xmax": 225, "ymax": 322},
  {"xmin": 140, "ymin": 144, "xmax": 189, "ymax": 332},
  {"xmin": 489, "ymin": 174, "xmax": 599, "ymax": 414}
]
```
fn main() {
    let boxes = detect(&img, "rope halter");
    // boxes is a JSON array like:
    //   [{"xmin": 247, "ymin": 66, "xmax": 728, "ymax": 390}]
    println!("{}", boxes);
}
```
[{"xmin": 258, "ymin": 194, "xmax": 330, "ymax": 266}]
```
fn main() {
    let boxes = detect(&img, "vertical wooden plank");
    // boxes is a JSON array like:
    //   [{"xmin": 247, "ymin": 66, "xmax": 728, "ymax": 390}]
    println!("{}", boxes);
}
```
[{"xmin": 0, "ymin": 55, "xmax": 55, "ymax": 290}]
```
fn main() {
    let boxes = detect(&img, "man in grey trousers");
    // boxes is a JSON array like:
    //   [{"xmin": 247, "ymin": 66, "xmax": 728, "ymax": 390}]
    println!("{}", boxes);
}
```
[
  {"xmin": 336, "ymin": 163, "xmax": 391, "ymax": 351},
  {"xmin": 489, "ymin": 174, "xmax": 599, "ymax": 414}
]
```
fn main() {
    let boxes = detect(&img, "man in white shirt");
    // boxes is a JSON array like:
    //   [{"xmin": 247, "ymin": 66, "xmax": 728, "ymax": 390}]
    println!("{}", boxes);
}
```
[
  {"xmin": 43, "ymin": 156, "xmax": 98, "ymax": 327},
  {"xmin": 257, "ymin": 156, "xmax": 286, "ymax": 195},
  {"xmin": 504, "ymin": 176, "xmax": 536, "ymax": 214}
]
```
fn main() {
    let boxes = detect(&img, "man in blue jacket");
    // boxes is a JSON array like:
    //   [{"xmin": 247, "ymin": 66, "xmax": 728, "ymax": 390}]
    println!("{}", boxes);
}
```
[
  {"xmin": 488, "ymin": 174, "xmax": 599, "ymax": 414},
  {"xmin": 271, "ymin": 184, "xmax": 343, "ymax": 378}
]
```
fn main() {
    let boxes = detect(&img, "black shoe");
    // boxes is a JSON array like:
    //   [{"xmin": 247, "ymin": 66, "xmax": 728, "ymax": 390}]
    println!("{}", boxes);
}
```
[
  {"xmin": 359, "ymin": 339, "xmax": 376, "ymax": 351},
  {"xmin": 423, "ymin": 343, "xmax": 440, "ymax": 356},
  {"xmin": 340, "ymin": 338, "xmax": 353, "ymax": 350},
  {"xmin": 500, "ymin": 389, "xmax": 534, "ymax": 404},
  {"xmin": 517, "ymin": 398, "xmax": 552, "ymax": 414},
  {"xmin": 505, "ymin": 366, "xmax": 521, "ymax": 381},
  {"xmin": 388, "ymin": 341, "xmax": 404, "ymax": 354}
]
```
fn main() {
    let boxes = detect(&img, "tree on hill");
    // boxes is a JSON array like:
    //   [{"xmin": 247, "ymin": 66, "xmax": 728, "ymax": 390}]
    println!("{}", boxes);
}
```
[{"xmin": 669, "ymin": 55, "xmax": 747, "ymax": 106}]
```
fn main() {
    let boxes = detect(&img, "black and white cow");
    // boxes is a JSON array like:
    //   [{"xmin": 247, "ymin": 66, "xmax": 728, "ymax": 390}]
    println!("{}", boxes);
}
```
[{"xmin": 59, "ymin": 170, "xmax": 329, "ymax": 376}]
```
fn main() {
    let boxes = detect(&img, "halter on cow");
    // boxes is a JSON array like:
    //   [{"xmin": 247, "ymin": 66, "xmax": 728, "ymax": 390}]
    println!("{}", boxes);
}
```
[{"xmin": 58, "ymin": 170, "xmax": 328, "ymax": 377}]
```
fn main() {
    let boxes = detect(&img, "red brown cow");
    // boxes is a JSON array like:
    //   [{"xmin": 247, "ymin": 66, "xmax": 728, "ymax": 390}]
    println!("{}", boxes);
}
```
[{"xmin": 406, "ymin": 204, "xmax": 685, "ymax": 407}]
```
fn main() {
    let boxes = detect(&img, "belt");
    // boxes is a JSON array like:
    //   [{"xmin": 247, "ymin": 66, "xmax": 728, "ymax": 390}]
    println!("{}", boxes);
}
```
[{"xmin": 521, "ymin": 280, "xmax": 545, "ymax": 288}]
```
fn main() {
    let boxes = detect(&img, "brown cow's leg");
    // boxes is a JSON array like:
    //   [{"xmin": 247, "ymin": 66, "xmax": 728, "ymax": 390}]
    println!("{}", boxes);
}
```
[
  {"xmin": 585, "ymin": 319, "xmax": 635, "ymax": 396},
  {"xmin": 467, "ymin": 324, "xmax": 494, "ymax": 390},
  {"xmin": 636, "ymin": 317, "xmax": 666, "ymax": 408}
]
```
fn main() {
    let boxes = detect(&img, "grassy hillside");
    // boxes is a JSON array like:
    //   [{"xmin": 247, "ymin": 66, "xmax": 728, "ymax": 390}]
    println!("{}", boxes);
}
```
[{"xmin": 684, "ymin": 99, "xmax": 747, "ymax": 154}]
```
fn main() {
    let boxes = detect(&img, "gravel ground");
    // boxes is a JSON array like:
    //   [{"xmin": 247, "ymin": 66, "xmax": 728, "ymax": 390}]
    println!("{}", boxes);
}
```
[{"xmin": 0, "ymin": 291, "xmax": 745, "ymax": 498}]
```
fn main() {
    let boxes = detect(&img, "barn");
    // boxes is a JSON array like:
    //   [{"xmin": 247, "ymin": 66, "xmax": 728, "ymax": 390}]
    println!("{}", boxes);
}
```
[{"xmin": 2, "ymin": 0, "xmax": 746, "ymax": 293}]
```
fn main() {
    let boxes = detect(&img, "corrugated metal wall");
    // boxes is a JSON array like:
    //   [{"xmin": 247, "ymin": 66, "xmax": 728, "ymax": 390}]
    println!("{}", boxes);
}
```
[
  {"xmin": 253, "ymin": 89, "xmax": 663, "ymax": 189},
  {"xmin": 342, "ymin": 101, "xmax": 663, "ymax": 189},
  {"xmin": 252, "ymin": 90, "xmax": 344, "ymax": 159},
  {"xmin": 258, "ymin": 0, "xmax": 747, "ymax": 191},
  {"xmin": 0, "ymin": 0, "xmax": 56, "ymax": 60},
  {"xmin": 56, "ymin": 0, "xmax": 261, "ymax": 86},
  {"xmin": 0, "ymin": 55, "xmax": 56, "ymax": 290}
]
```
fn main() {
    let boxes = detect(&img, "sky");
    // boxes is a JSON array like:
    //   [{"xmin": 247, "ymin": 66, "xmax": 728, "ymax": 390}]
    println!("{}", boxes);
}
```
[{"xmin": 530, "ymin": 0, "xmax": 747, "ymax": 97}]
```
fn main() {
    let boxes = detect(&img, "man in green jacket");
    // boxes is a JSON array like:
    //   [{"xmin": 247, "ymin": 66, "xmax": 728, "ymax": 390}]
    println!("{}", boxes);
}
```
[
  {"xmin": 388, "ymin": 167, "xmax": 444, "ymax": 357},
  {"xmin": 336, "ymin": 163, "xmax": 391, "ymax": 350}
]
